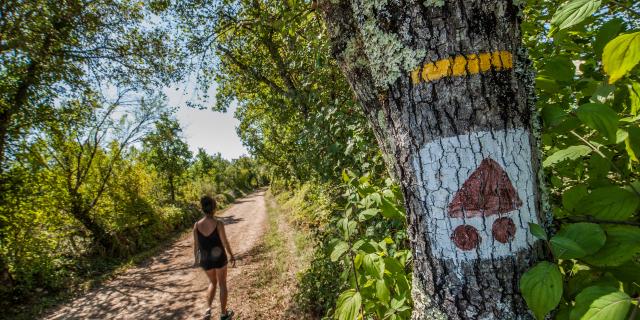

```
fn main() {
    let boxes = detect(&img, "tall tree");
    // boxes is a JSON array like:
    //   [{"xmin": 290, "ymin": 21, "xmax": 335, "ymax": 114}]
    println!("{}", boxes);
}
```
[
  {"xmin": 175, "ymin": 0, "xmax": 385, "ymax": 183},
  {"xmin": 318, "ymin": 1, "xmax": 546, "ymax": 318},
  {"xmin": 143, "ymin": 114, "xmax": 192, "ymax": 202},
  {"xmin": 0, "ymin": 0, "xmax": 183, "ymax": 175},
  {"xmin": 34, "ymin": 94, "xmax": 163, "ymax": 251}
]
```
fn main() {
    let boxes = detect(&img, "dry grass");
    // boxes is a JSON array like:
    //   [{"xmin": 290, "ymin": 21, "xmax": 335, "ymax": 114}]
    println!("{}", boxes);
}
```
[{"xmin": 226, "ymin": 190, "xmax": 316, "ymax": 320}]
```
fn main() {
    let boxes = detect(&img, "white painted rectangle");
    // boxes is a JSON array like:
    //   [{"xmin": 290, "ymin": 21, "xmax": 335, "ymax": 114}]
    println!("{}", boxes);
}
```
[{"xmin": 412, "ymin": 128, "xmax": 539, "ymax": 263}]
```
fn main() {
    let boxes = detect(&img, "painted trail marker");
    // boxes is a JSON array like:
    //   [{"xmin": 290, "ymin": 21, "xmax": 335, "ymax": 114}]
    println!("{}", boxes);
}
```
[
  {"xmin": 448, "ymin": 158, "xmax": 522, "ymax": 250},
  {"xmin": 413, "ymin": 128, "xmax": 538, "ymax": 263}
]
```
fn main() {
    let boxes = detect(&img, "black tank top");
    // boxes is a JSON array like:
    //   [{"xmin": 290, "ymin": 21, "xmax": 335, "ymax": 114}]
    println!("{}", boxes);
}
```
[{"xmin": 197, "ymin": 222, "xmax": 227, "ymax": 269}]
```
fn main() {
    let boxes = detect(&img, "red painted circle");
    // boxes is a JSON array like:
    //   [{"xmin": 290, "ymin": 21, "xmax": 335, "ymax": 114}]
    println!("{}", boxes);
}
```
[
  {"xmin": 451, "ymin": 225, "xmax": 480, "ymax": 251},
  {"xmin": 492, "ymin": 217, "xmax": 516, "ymax": 243}
]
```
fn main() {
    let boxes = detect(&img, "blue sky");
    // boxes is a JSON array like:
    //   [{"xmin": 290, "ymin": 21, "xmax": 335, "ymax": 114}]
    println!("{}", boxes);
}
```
[{"xmin": 164, "ymin": 86, "xmax": 248, "ymax": 160}]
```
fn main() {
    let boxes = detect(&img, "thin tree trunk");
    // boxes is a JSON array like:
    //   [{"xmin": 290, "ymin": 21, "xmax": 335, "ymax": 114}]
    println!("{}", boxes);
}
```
[
  {"xmin": 168, "ymin": 175, "xmax": 176, "ymax": 202},
  {"xmin": 319, "ymin": 1, "xmax": 548, "ymax": 319},
  {"xmin": 69, "ymin": 200, "xmax": 112, "ymax": 252}
]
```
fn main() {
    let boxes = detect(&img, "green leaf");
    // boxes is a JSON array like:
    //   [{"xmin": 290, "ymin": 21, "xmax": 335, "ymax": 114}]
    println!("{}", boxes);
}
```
[
  {"xmin": 575, "ymin": 103, "xmax": 619, "ymax": 142},
  {"xmin": 629, "ymin": 82, "xmax": 640, "ymax": 116},
  {"xmin": 541, "ymin": 56, "xmax": 575, "ymax": 82},
  {"xmin": 588, "ymin": 153, "xmax": 611, "ymax": 183},
  {"xmin": 384, "ymin": 257, "xmax": 405, "ymax": 274},
  {"xmin": 563, "ymin": 185, "xmax": 588, "ymax": 212},
  {"xmin": 594, "ymin": 19, "xmax": 624, "ymax": 58},
  {"xmin": 542, "ymin": 104, "xmax": 567, "ymax": 128},
  {"xmin": 543, "ymin": 145, "xmax": 592, "ymax": 167},
  {"xmin": 335, "ymin": 289, "xmax": 361, "ymax": 320},
  {"xmin": 363, "ymin": 253, "xmax": 385, "ymax": 279},
  {"xmin": 395, "ymin": 274, "xmax": 411, "ymax": 297},
  {"xmin": 342, "ymin": 169, "xmax": 351, "ymax": 183},
  {"xmin": 626, "ymin": 126, "xmax": 640, "ymax": 161},
  {"xmin": 550, "ymin": 236, "xmax": 587, "ymax": 259},
  {"xmin": 570, "ymin": 286, "xmax": 631, "ymax": 320},
  {"xmin": 380, "ymin": 197, "xmax": 404, "ymax": 221},
  {"xmin": 582, "ymin": 226, "xmax": 640, "ymax": 267},
  {"xmin": 358, "ymin": 208, "xmax": 379, "ymax": 221},
  {"xmin": 577, "ymin": 186, "xmax": 640, "ymax": 220},
  {"xmin": 375, "ymin": 279, "xmax": 390, "ymax": 303},
  {"xmin": 603, "ymin": 31, "xmax": 640, "ymax": 83},
  {"xmin": 520, "ymin": 262, "xmax": 563, "ymax": 320},
  {"xmin": 367, "ymin": 192, "xmax": 382, "ymax": 206},
  {"xmin": 353, "ymin": 239, "xmax": 378, "ymax": 254},
  {"xmin": 338, "ymin": 218, "xmax": 357, "ymax": 239},
  {"xmin": 331, "ymin": 241, "xmax": 350, "ymax": 262},
  {"xmin": 550, "ymin": 223, "xmax": 606, "ymax": 259},
  {"xmin": 551, "ymin": 0, "xmax": 601, "ymax": 32},
  {"xmin": 529, "ymin": 223, "xmax": 548, "ymax": 241}
]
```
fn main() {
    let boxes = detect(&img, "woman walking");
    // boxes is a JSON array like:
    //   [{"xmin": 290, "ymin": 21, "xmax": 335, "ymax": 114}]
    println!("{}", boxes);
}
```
[{"xmin": 193, "ymin": 195, "xmax": 235, "ymax": 320}]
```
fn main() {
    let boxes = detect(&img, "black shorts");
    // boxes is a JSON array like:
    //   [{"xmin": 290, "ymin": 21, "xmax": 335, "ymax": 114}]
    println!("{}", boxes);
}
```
[{"xmin": 199, "ymin": 247, "xmax": 228, "ymax": 270}]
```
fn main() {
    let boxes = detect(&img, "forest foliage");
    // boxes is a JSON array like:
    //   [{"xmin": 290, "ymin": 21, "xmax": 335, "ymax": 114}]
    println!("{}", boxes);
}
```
[
  {"xmin": 0, "ymin": 0, "xmax": 265, "ymax": 315},
  {"xmin": 1, "ymin": 0, "xmax": 640, "ymax": 319}
]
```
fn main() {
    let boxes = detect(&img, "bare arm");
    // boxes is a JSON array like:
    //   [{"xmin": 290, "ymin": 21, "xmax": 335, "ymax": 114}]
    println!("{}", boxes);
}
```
[
  {"xmin": 192, "ymin": 223, "xmax": 199, "ymax": 265},
  {"xmin": 217, "ymin": 221, "xmax": 235, "ymax": 266}
]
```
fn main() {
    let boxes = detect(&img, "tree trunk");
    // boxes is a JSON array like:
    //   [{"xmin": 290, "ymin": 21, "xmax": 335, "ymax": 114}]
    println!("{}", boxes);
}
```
[
  {"xmin": 71, "ymin": 210, "xmax": 112, "ymax": 252},
  {"xmin": 168, "ymin": 174, "xmax": 176, "ymax": 202},
  {"xmin": 319, "ymin": 1, "xmax": 548, "ymax": 319}
]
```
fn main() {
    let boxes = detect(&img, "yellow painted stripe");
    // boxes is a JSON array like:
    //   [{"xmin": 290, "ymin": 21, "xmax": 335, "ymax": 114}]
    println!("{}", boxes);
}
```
[{"xmin": 410, "ymin": 51, "xmax": 513, "ymax": 84}]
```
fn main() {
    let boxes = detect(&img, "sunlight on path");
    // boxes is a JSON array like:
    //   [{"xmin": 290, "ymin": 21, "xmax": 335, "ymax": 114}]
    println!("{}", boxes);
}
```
[{"xmin": 42, "ymin": 191, "xmax": 267, "ymax": 320}]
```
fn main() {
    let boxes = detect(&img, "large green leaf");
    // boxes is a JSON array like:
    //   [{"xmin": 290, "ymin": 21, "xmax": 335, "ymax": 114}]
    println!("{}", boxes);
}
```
[
  {"xmin": 542, "ymin": 104, "xmax": 567, "ymax": 128},
  {"xmin": 335, "ymin": 289, "xmax": 362, "ymax": 320},
  {"xmin": 570, "ymin": 286, "xmax": 631, "ymax": 320},
  {"xmin": 626, "ymin": 126, "xmax": 640, "ymax": 161},
  {"xmin": 594, "ymin": 18, "xmax": 624, "ymax": 58},
  {"xmin": 603, "ymin": 31, "xmax": 640, "ymax": 83},
  {"xmin": 550, "ymin": 236, "xmax": 586, "ymax": 259},
  {"xmin": 520, "ymin": 262, "xmax": 563, "ymax": 320},
  {"xmin": 550, "ymin": 223, "xmax": 606, "ymax": 259},
  {"xmin": 358, "ymin": 208, "xmax": 380, "ymax": 221},
  {"xmin": 383, "ymin": 257, "xmax": 405, "ymax": 274},
  {"xmin": 380, "ymin": 197, "xmax": 404, "ymax": 221},
  {"xmin": 541, "ymin": 56, "xmax": 575, "ymax": 82},
  {"xmin": 363, "ymin": 253, "xmax": 385, "ymax": 279},
  {"xmin": 577, "ymin": 186, "xmax": 640, "ymax": 220},
  {"xmin": 562, "ymin": 185, "xmax": 588, "ymax": 212},
  {"xmin": 629, "ymin": 82, "xmax": 640, "ymax": 116},
  {"xmin": 529, "ymin": 223, "xmax": 548, "ymax": 241},
  {"xmin": 551, "ymin": 0, "xmax": 601, "ymax": 32},
  {"xmin": 582, "ymin": 226, "xmax": 640, "ymax": 267},
  {"xmin": 543, "ymin": 145, "xmax": 592, "ymax": 167},
  {"xmin": 331, "ymin": 240, "xmax": 350, "ymax": 262},
  {"xmin": 575, "ymin": 103, "xmax": 619, "ymax": 142},
  {"xmin": 375, "ymin": 279, "xmax": 390, "ymax": 303}
]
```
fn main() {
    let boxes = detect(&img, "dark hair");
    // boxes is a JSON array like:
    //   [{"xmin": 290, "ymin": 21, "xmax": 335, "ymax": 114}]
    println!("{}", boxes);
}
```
[{"xmin": 200, "ymin": 195, "xmax": 217, "ymax": 215}]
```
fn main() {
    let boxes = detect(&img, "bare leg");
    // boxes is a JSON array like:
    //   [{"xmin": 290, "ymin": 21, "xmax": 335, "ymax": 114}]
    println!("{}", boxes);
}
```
[
  {"xmin": 216, "ymin": 265, "xmax": 228, "ymax": 314},
  {"xmin": 204, "ymin": 269, "xmax": 218, "ymax": 308}
]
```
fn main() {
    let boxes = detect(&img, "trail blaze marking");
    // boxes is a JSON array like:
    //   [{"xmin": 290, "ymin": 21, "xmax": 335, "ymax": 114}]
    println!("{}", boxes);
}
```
[
  {"xmin": 410, "ymin": 50, "xmax": 513, "ymax": 84},
  {"xmin": 448, "ymin": 157, "xmax": 523, "ymax": 251},
  {"xmin": 448, "ymin": 158, "xmax": 523, "ymax": 218},
  {"xmin": 413, "ymin": 129, "xmax": 539, "ymax": 262},
  {"xmin": 492, "ymin": 217, "xmax": 517, "ymax": 244},
  {"xmin": 451, "ymin": 225, "xmax": 480, "ymax": 251}
]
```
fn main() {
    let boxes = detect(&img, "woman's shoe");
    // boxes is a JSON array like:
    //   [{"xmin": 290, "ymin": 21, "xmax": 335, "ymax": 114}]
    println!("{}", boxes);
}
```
[
  {"xmin": 202, "ymin": 308, "xmax": 212, "ymax": 320},
  {"xmin": 220, "ymin": 310, "xmax": 234, "ymax": 320}
]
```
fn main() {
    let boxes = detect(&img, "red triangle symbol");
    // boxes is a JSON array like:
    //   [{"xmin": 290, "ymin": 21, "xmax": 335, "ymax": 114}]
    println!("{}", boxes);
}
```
[{"xmin": 448, "ymin": 158, "xmax": 522, "ymax": 218}]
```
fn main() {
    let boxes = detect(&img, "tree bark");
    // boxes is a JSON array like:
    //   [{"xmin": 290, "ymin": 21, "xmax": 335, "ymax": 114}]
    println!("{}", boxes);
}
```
[
  {"xmin": 168, "ymin": 174, "xmax": 176, "ymax": 202},
  {"xmin": 319, "ymin": 1, "xmax": 547, "ymax": 319}
]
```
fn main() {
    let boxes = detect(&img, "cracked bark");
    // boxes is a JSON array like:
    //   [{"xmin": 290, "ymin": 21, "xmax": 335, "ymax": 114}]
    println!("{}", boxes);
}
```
[{"xmin": 319, "ymin": 1, "xmax": 548, "ymax": 319}]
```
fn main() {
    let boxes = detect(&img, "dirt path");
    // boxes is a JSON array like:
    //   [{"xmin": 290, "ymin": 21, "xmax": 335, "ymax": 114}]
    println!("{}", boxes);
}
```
[{"xmin": 43, "ymin": 190, "xmax": 268, "ymax": 320}]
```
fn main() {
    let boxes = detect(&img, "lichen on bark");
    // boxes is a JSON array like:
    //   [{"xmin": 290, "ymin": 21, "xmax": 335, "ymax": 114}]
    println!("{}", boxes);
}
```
[{"xmin": 350, "ymin": 0, "xmax": 425, "ymax": 88}]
